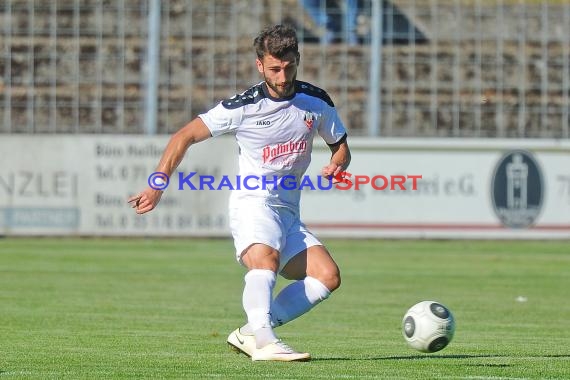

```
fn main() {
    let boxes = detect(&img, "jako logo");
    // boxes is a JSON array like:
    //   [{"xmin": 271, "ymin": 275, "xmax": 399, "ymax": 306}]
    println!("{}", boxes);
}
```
[
  {"xmin": 256, "ymin": 120, "xmax": 271, "ymax": 126},
  {"xmin": 491, "ymin": 150, "xmax": 544, "ymax": 228}
]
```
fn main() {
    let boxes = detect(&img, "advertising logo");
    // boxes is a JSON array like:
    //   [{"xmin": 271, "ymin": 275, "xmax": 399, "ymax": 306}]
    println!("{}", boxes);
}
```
[
  {"xmin": 491, "ymin": 150, "xmax": 544, "ymax": 228},
  {"xmin": 146, "ymin": 172, "xmax": 422, "ymax": 192},
  {"xmin": 261, "ymin": 140, "xmax": 307, "ymax": 164}
]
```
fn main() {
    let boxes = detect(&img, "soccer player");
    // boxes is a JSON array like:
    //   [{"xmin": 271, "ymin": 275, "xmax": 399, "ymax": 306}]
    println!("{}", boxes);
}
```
[{"xmin": 128, "ymin": 24, "xmax": 351, "ymax": 362}]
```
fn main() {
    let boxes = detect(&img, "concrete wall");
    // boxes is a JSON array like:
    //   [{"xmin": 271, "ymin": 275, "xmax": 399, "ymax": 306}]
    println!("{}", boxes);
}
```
[{"xmin": 0, "ymin": 1, "xmax": 568, "ymax": 137}]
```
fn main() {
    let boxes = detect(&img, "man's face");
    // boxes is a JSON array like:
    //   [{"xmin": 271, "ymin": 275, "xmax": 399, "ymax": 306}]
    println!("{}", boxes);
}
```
[{"xmin": 256, "ymin": 51, "xmax": 299, "ymax": 98}]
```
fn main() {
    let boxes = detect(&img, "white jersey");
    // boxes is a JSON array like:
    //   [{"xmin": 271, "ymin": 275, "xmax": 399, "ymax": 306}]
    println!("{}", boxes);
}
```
[{"xmin": 198, "ymin": 80, "xmax": 347, "ymax": 212}]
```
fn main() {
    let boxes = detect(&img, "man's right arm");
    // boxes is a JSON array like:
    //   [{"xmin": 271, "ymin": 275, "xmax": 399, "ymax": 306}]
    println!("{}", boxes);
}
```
[
  {"xmin": 154, "ymin": 117, "xmax": 212, "ymax": 178},
  {"xmin": 127, "ymin": 117, "xmax": 212, "ymax": 214}
]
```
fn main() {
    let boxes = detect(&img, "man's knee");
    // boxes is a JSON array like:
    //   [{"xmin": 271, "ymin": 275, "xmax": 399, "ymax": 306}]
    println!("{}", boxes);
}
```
[
  {"xmin": 314, "ymin": 263, "xmax": 341, "ymax": 292},
  {"xmin": 303, "ymin": 245, "xmax": 342, "ymax": 292},
  {"xmin": 241, "ymin": 243, "xmax": 280, "ymax": 272},
  {"xmin": 326, "ymin": 266, "xmax": 342, "ymax": 292}
]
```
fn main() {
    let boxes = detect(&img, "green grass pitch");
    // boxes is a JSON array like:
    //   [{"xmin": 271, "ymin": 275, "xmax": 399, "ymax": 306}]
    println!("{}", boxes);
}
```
[{"xmin": 1, "ymin": 238, "xmax": 569, "ymax": 379}]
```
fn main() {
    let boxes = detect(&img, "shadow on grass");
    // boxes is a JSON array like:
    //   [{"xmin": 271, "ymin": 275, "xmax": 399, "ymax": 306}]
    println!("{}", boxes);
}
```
[
  {"xmin": 313, "ymin": 353, "xmax": 570, "ymax": 362},
  {"xmin": 312, "ymin": 354, "xmax": 503, "ymax": 361}
]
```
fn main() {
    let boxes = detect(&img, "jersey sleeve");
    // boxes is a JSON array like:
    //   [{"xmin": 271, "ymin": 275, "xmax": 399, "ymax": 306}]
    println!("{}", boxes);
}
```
[
  {"xmin": 198, "ymin": 102, "xmax": 242, "ymax": 137},
  {"xmin": 317, "ymin": 103, "xmax": 348, "ymax": 145}
]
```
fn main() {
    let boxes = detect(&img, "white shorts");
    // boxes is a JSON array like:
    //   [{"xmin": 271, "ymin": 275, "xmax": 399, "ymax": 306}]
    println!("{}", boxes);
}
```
[{"xmin": 229, "ymin": 201, "xmax": 322, "ymax": 272}]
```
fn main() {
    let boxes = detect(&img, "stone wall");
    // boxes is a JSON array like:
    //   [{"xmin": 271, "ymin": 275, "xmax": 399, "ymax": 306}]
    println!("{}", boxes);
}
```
[{"xmin": 0, "ymin": 0, "xmax": 568, "ymax": 137}]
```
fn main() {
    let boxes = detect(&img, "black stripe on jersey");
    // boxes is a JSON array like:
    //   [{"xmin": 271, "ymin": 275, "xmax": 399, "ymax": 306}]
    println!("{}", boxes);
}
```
[
  {"xmin": 221, "ymin": 81, "xmax": 335, "ymax": 109},
  {"xmin": 327, "ymin": 133, "xmax": 348, "ymax": 147},
  {"xmin": 295, "ymin": 80, "xmax": 335, "ymax": 107},
  {"xmin": 221, "ymin": 83, "xmax": 266, "ymax": 109}
]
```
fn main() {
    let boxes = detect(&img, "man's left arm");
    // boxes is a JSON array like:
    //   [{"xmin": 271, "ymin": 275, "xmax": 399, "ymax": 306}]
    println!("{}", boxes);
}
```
[{"xmin": 322, "ymin": 138, "xmax": 351, "ymax": 183}]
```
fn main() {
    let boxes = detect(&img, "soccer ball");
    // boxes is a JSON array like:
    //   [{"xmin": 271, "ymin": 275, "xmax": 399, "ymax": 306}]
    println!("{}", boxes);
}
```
[{"xmin": 402, "ymin": 301, "xmax": 455, "ymax": 353}]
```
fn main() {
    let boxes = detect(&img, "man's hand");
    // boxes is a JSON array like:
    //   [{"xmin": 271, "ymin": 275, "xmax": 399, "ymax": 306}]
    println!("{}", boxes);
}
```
[
  {"xmin": 321, "ymin": 163, "xmax": 344, "ymax": 184},
  {"xmin": 127, "ymin": 188, "xmax": 163, "ymax": 214},
  {"xmin": 126, "ymin": 118, "xmax": 211, "ymax": 215}
]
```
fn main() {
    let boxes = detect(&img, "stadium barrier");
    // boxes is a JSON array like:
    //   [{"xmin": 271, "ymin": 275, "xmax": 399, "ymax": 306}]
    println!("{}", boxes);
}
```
[{"xmin": 1, "ymin": 135, "xmax": 568, "ymax": 239}]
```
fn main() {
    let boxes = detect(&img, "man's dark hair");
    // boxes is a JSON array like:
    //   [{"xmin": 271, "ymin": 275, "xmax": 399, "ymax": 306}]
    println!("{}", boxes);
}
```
[{"xmin": 254, "ymin": 24, "xmax": 299, "ymax": 60}]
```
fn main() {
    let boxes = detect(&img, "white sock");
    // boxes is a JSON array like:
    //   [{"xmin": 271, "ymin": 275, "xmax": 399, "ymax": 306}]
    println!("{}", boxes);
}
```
[
  {"xmin": 271, "ymin": 276, "xmax": 331, "ymax": 327},
  {"xmin": 242, "ymin": 269, "xmax": 278, "ymax": 348},
  {"xmin": 242, "ymin": 276, "xmax": 331, "ymax": 334}
]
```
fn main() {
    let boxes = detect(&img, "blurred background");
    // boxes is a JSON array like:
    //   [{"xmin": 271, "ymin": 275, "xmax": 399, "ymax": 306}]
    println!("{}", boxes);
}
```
[
  {"xmin": 1, "ymin": 0, "xmax": 569, "ymax": 137},
  {"xmin": 0, "ymin": 0, "xmax": 569, "ymax": 238}
]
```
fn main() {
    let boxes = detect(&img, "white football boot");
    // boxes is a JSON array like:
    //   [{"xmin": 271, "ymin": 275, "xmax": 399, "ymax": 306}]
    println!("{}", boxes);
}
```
[
  {"xmin": 227, "ymin": 328, "xmax": 256, "ymax": 357},
  {"xmin": 251, "ymin": 340, "xmax": 311, "ymax": 362}
]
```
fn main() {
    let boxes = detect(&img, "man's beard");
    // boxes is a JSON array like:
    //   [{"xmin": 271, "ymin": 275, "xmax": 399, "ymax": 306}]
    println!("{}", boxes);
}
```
[{"xmin": 265, "ymin": 76, "xmax": 296, "ymax": 98}]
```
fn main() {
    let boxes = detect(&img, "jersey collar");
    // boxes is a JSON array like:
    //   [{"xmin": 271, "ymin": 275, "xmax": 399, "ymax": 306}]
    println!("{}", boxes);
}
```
[{"xmin": 261, "ymin": 82, "xmax": 297, "ymax": 102}]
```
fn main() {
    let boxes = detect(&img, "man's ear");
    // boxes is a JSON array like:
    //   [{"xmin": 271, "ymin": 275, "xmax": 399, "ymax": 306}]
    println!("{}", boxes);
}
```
[
  {"xmin": 296, "ymin": 52, "xmax": 300, "ymax": 65},
  {"xmin": 256, "ymin": 58, "xmax": 263, "ymax": 74}
]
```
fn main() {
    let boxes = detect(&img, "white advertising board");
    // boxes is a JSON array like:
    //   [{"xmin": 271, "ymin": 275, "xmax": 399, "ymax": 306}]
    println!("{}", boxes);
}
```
[
  {"xmin": 303, "ymin": 139, "xmax": 570, "ymax": 239},
  {"xmin": 0, "ymin": 136, "xmax": 568, "ymax": 239},
  {"xmin": 0, "ymin": 135, "xmax": 237, "ymax": 236}
]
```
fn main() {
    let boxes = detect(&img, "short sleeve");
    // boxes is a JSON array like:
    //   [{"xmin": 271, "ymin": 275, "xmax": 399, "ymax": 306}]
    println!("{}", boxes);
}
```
[
  {"xmin": 317, "ymin": 104, "xmax": 347, "ymax": 145},
  {"xmin": 198, "ymin": 102, "xmax": 242, "ymax": 137}
]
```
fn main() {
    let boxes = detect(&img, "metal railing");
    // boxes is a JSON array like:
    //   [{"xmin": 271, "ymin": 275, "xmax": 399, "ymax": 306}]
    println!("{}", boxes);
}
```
[{"xmin": 0, "ymin": 0, "xmax": 568, "ymax": 138}]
